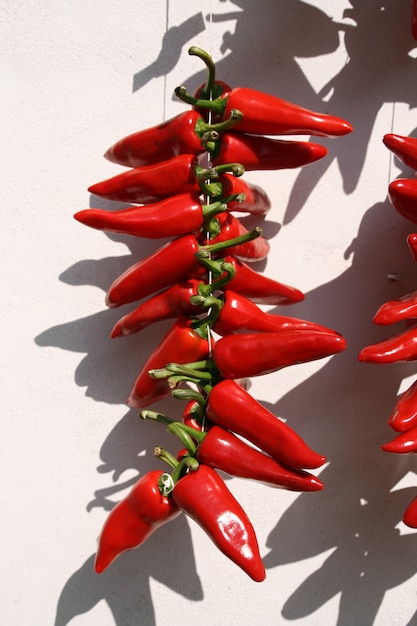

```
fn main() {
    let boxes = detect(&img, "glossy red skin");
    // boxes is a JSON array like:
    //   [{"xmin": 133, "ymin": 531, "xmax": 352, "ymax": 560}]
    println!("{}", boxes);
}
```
[
  {"xmin": 95, "ymin": 470, "xmax": 180, "ymax": 573},
  {"xmin": 382, "ymin": 425, "xmax": 417, "ymax": 453},
  {"xmin": 106, "ymin": 234, "xmax": 201, "ymax": 308},
  {"xmin": 383, "ymin": 134, "xmax": 417, "ymax": 171},
  {"xmin": 196, "ymin": 425, "xmax": 323, "ymax": 492},
  {"xmin": 388, "ymin": 179, "xmax": 417, "ymax": 224},
  {"xmin": 104, "ymin": 111, "xmax": 206, "ymax": 168},
  {"xmin": 222, "ymin": 87, "xmax": 352, "ymax": 137},
  {"xmin": 206, "ymin": 379, "xmax": 326, "ymax": 469},
  {"xmin": 88, "ymin": 154, "xmax": 200, "ymax": 204},
  {"xmin": 212, "ymin": 132, "xmax": 328, "ymax": 172},
  {"xmin": 172, "ymin": 464, "xmax": 265, "ymax": 582},
  {"xmin": 218, "ymin": 173, "xmax": 271, "ymax": 216},
  {"xmin": 204, "ymin": 212, "xmax": 270, "ymax": 262},
  {"xmin": 127, "ymin": 317, "xmax": 209, "ymax": 408},
  {"xmin": 373, "ymin": 290, "xmax": 417, "ymax": 325},
  {"xmin": 413, "ymin": 0, "xmax": 417, "ymax": 41},
  {"xmin": 110, "ymin": 279, "xmax": 205, "ymax": 338},
  {"xmin": 213, "ymin": 330, "xmax": 346, "ymax": 378},
  {"xmin": 403, "ymin": 494, "xmax": 417, "ymax": 528},
  {"xmin": 221, "ymin": 254, "xmax": 304, "ymax": 305},
  {"xmin": 213, "ymin": 290, "xmax": 342, "ymax": 337},
  {"xmin": 408, "ymin": 233, "xmax": 417, "ymax": 263},
  {"xmin": 182, "ymin": 400, "xmax": 205, "ymax": 431},
  {"xmin": 388, "ymin": 379, "xmax": 417, "ymax": 432},
  {"xmin": 74, "ymin": 193, "xmax": 206, "ymax": 240},
  {"xmin": 358, "ymin": 324, "xmax": 417, "ymax": 364}
]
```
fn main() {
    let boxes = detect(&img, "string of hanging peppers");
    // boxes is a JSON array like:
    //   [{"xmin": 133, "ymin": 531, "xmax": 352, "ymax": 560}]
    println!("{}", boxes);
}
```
[
  {"xmin": 359, "ymin": 132, "xmax": 417, "ymax": 529},
  {"xmin": 76, "ymin": 46, "xmax": 352, "ymax": 581}
]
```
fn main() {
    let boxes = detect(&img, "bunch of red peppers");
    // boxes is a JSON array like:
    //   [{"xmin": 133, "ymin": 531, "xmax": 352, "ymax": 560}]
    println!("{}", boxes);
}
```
[
  {"xmin": 359, "ymin": 132, "xmax": 417, "ymax": 528},
  {"xmin": 76, "ymin": 47, "xmax": 352, "ymax": 581}
]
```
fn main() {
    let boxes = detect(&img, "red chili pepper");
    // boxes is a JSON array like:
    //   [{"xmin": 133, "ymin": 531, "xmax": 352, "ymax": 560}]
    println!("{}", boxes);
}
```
[
  {"xmin": 212, "ymin": 132, "xmax": 327, "ymax": 171},
  {"xmin": 213, "ymin": 290, "xmax": 343, "ymax": 336},
  {"xmin": 74, "ymin": 193, "xmax": 223, "ymax": 240},
  {"xmin": 388, "ymin": 379, "xmax": 417, "ymax": 432},
  {"xmin": 127, "ymin": 317, "xmax": 210, "ymax": 408},
  {"xmin": 180, "ymin": 85, "xmax": 352, "ymax": 137},
  {"xmin": 222, "ymin": 254, "xmax": 304, "ymax": 305},
  {"xmin": 88, "ymin": 154, "xmax": 200, "ymax": 204},
  {"xmin": 110, "ymin": 279, "xmax": 205, "ymax": 338},
  {"xmin": 381, "ymin": 426, "xmax": 417, "ymax": 453},
  {"xmin": 358, "ymin": 324, "xmax": 417, "ymax": 364},
  {"xmin": 383, "ymin": 133, "xmax": 417, "ymax": 171},
  {"xmin": 205, "ymin": 379, "xmax": 326, "ymax": 469},
  {"xmin": 373, "ymin": 290, "xmax": 417, "ymax": 325},
  {"xmin": 388, "ymin": 178, "xmax": 417, "ymax": 224},
  {"xmin": 218, "ymin": 173, "xmax": 271, "ymax": 216},
  {"xmin": 176, "ymin": 423, "xmax": 324, "ymax": 492},
  {"xmin": 408, "ymin": 233, "xmax": 417, "ymax": 263},
  {"xmin": 103, "ymin": 111, "xmax": 208, "ymax": 168},
  {"xmin": 94, "ymin": 470, "xmax": 180, "ymax": 573},
  {"xmin": 182, "ymin": 399, "xmax": 205, "ymax": 431},
  {"xmin": 204, "ymin": 212, "xmax": 270, "ymax": 262},
  {"xmin": 213, "ymin": 330, "xmax": 346, "ymax": 379},
  {"xmin": 106, "ymin": 234, "xmax": 201, "ymax": 308},
  {"xmin": 171, "ymin": 463, "xmax": 266, "ymax": 582},
  {"xmin": 403, "ymin": 494, "xmax": 417, "ymax": 528}
]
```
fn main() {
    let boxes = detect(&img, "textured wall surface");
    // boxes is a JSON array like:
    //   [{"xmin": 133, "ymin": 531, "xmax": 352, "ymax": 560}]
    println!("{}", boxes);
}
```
[{"xmin": 3, "ymin": 1, "xmax": 417, "ymax": 624}]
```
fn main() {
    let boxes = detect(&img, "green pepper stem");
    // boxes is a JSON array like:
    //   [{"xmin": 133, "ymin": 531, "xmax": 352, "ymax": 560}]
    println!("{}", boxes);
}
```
[
  {"xmin": 196, "ymin": 109, "xmax": 243, "ymax": 140},
  {"xmin": 171, "ymin": 387, "xmax": 207, "ymax": 407},
  {"xmin": 141, "ymin": 410, "xmax": 175, "ymax": 426},
  {"xmin": 187, "ymin": 46, "xmax": 218, "ymax": 99},
  {"xmin": 154, "ymin": 446, "xmax": 178, "ymax": 469},
  {"xmin": 199, "ymin": 226, "xmax": 262, "ymax": 256},
  {"xmin": 175, "ymin": 85, "xmax": 226, "ymax": 116},
  {"xmin": 170, "ymin": 454, "xmax": 199, "ymax": 484},
  {"xmin": 164, "ymin": 363, "xmax": 214, "ymax": 380},
  {"xmin": 167, "ymin": 422, "xmax": 198, "ymax": 456},
  {"xmin": 196, "ymin": 262, "xmax": 236, "ymax": 296}
]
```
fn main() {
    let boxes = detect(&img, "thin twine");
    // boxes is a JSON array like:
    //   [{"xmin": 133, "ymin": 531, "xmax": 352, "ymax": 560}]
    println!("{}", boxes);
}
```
[{"xmin": 205, "ymin": 0, "xmax": 215, "ymax": 357}]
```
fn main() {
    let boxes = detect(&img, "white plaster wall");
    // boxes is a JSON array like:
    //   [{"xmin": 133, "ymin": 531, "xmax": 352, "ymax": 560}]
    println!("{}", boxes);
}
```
[{"xmin": 3, "ymin": 1, "xmax": 417, "ymax": 624}]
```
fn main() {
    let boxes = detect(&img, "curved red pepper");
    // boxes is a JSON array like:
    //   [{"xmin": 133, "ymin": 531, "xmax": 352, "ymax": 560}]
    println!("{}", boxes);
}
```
[
  {"xmin": 104, "ymin": 111, "xmax": 207, "ymax": 168},
  {"xmin": 382, "ymin": 426, "xmax": 417, "ymax": 453},
  {"xmin": 358, "ymin": 324, "xmax": 417, "ymax": 364},
  {"xmin": 94, "ymin": 470, "xmax": 180, "ymax": 573},
  {"xmin": 110, "ymin": 279, "xmax": 205, "ymax": 338},
  {"xmin": 186, "ymin": 424, "xmax": 323, "ymax": 492},
  {"xmin": 389, "ymin": 379, "xmax": 417, "ymax": 432},
  {"xmin": 205, "ymin": 379, "xmax": 326, "ymax": 469},
  {"xmin": 373, "ymin": 290, "xmax": 417, "ymax": 325},
  {"xmin": 413, "ymin": 0, "xmax": 417, "ymax": 41},
  {"xmin": 403, "ymin": 494, "xmax": 417, "ymax": 528},
  {"xmin": 388, "ymin": 178, "xmax": 417, "ymax": 224},
  {"xmin": 172, "ymin": 464, "xmax": 265, "ymax": 582},
  {"xmin": 383, "ymin": 133, "xmax": 417, "ymax": 172},
  {"xmin": 213, "ymin": 330, "xmax": 346, "ymax": 379},
  {"xmin": 212, "ymin": 132, "xmax": 327, "ymax": 171},
  {"xmin": 74, "ymin": 193, "xmax": 220, "ymax": 239},
  {"xmin": 127, "ymin": 317, "xmax": 210, "ymax": 408},
  {"xmin": 106, "ymin": 234, "xmax": 202, "ymax": 308},
  {"xmin": 88, "ymin": 154, "xmax": 200, "ymax": 204},
  {"xmin": 204, "ymin": 212, "xmax": 270, "ymax": 262},
  {"xmin": 213, "ymin": 290, "xmax": 343, "ymax": 337},
  {"xmin": 218, "ymin": 173, "xmax": 271, "ymax": 216},
  {"xmin": 222, "ymin": 254, "xmax": 304, "ymax": 305},
  {"xmin": 203, "ymin": 86, "xmax": 353, "ymax": 137}
]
